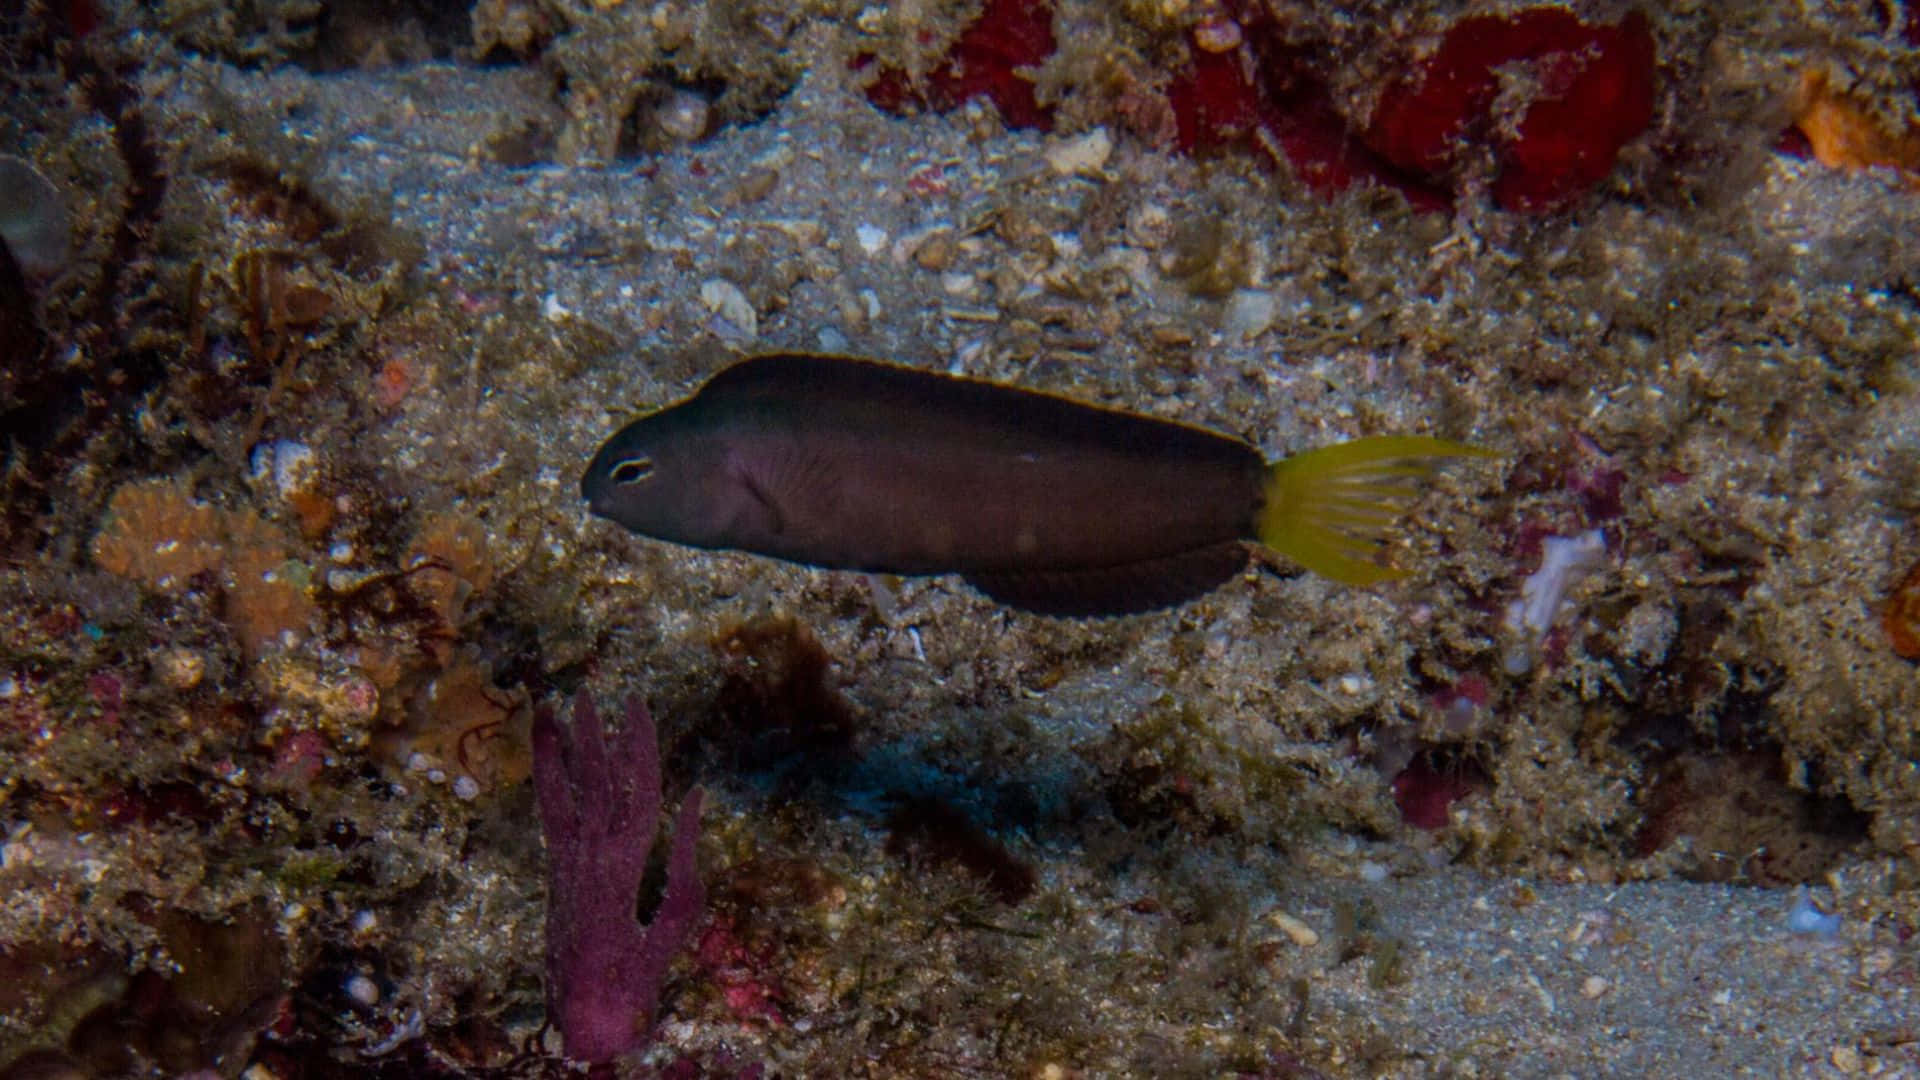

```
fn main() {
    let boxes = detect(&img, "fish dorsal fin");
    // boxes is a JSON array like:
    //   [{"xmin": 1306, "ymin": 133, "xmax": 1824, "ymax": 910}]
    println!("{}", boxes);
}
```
[{"xmin": 963, "ymin": 542, "xmax": 1251, "ymax": 617}]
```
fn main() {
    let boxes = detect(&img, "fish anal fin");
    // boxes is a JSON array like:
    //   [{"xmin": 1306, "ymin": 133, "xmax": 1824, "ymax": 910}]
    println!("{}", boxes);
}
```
[{"xmin": 964, "ymin": 543, "xmax": 1250, "ymax": 617}]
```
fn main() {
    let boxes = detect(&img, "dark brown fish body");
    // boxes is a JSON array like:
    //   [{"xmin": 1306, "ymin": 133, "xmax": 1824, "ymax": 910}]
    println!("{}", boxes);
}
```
[{"xmin": 584, "ymin": 353, "xmax": 1482, "ymax": 615}]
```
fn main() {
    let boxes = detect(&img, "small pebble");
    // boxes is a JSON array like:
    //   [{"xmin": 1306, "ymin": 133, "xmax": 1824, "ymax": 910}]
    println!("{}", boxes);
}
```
[
  {"xmin": 345, "ymin": 973, "xmax": 381, "ymax": 1007},
  {"xmin": 1831, "ymin": 1045, "xmax": 1861, "ymax": 1073},
  {"xmin": 1862, "ymin": 948, "xmax": 1895, "ymax": 978},
  {"xmin": 912, "ymin": 231, "xmax": 956, "ymax": 271},
  {"xmin": 734, "ymin": 167, "xmax": 778, "ymax": 202},
  {"xmin": 855, "ymin": 223, "xmax": 888, "ymax": 257},
  {"xmin": 453, "ymin": 774, "xmax": 481, "ymax": 801},
  {"xmin": 1126, "ymin": 203, "xmax": 1172, "ymax": 249},
  {"xmin": 698, "ymin": 278, "xmax": 757, "ymax": 344},
  {"xmin": 1224, "ymin": 288, "xmax": 1277, "ymax": 340},
  {"xmin": 1044, "ymin": 127, "xmax": 1112, "ymax": 177},
  {"xmin": 656, "ymin": 88, "xmax": 710, "ymax": 142},
  {"xmin": 1193, "ymin": 15, "xmax": 1244, "ymax": 53},
  {"xmin": 837, "ymin": 293, "xmax": 868, "ymax": 331},
  {"xmin": 1580, "ymin": 975, "xmax": 1608, "ymax": 999},
  {"xmin": 157, "ymin": 648, "xmax": 205, "ymax": 691},
  {"xmin": 1786, "ymin": 888, "xmax": 1842, "ymax": 937},
  {"xmin": 250, "ymin": 439, "xmax": 318, "ymax": 499}
]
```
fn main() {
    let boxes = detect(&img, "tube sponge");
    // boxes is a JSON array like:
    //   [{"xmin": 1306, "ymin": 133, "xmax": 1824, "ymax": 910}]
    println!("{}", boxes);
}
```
[{"xmin": 533, "ymin": 690, "xmax": 705, "ymax": 1063}]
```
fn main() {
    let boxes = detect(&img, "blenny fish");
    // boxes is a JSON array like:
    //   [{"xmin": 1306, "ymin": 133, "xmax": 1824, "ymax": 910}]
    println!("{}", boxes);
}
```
[{"xmin": 583, "ymin": 353, "xmax": 1488, "ymax": 616}]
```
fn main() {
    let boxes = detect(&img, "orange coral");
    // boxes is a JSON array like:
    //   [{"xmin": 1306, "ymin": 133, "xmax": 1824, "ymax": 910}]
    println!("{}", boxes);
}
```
[
  {"xmin": 1887, "ymin": 555, "xmax": 1920, "ymax": 660},
  {"xmin": 92, "ymin": 479, "xmax": 318, "ymax": 659},
  {"xmin": 379, "ymin": 650, "xmax": 531, "ymax": 794},
  {"xmin": 1792, "ymin": 69, "xmax": 1920, "ymax": 188},
  {"xmin": 286, "ymin": 489, "xmax": 337, "ymax": 540},
  {"xmin": 91, "ymin": 480, "xmax": 227, "ymax": 588},
  {"xmin": 406, "ymin": 512, "xmax": 493, "ymax": 627},
  {"xmin": 223, "ymin": 511, "xmax": 321, "ymax": 659}
]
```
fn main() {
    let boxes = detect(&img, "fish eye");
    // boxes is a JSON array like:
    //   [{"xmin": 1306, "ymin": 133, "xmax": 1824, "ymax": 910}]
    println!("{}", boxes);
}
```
[{"xmin": 608, "ymin": 457, "xmax": 655, "ymax": 485}]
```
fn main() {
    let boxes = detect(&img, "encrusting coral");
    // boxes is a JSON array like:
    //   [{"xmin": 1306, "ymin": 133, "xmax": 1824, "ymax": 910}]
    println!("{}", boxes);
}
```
[{"xmin": 91, "ymin": 477, "xmax": 318, "ymax": 659}]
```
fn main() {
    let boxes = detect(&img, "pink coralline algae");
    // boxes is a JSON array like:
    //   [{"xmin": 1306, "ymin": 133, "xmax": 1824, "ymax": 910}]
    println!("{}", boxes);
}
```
[
  {"xmin": 533, "ymin": 690, "xmax": 705, "ymax": 1063},
  {"xmin": 863, "ymin": 0, "xmax": 1058, "ymax": 130}
]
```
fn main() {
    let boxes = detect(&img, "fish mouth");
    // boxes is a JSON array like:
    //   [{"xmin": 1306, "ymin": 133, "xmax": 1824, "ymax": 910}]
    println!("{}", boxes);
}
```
[{"xmin": 579, "ymin": 467, "xmax": 607, "ymax": 517}]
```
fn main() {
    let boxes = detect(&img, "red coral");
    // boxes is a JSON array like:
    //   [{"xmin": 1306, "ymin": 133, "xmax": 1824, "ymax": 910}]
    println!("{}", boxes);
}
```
[
  {"xmin": 1167, "ymin": 9, "xmax": 1450, "ymax": 211},
  {"xmin": 1364, "ymin": 9, "xmax": 1657, "ymax": 212},
  {"xmin": 1391, "ymin": 753, "xmax": 1484, "ymax": 830},
  {"xmin": 1168, "ymin": 44, "xmax": 1263, "ymax": 151},
  {"xmin": 861, "ymin": 3, "xmax": 1652, "ymax": 214},
  {"xmin": 864, "ymin": 0, "xmax": 1058, "ymax": 130}
]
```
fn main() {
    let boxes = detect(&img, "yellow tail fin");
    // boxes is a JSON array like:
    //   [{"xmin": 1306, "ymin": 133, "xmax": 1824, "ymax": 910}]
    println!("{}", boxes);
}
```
[{"xmin": 1256, "ymin": 435, "xmax": 1494, "ymax": 586}]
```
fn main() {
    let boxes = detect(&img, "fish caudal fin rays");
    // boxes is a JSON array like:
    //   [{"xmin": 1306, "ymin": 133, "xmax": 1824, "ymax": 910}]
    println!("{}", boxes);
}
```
[
  {"xmin": 964, "ymin": 543, "xmax": 1252, "ymax": 617},
  {"xmin": 1256, "ymin": 435, "xmax": 1494, "ymax": 587}
]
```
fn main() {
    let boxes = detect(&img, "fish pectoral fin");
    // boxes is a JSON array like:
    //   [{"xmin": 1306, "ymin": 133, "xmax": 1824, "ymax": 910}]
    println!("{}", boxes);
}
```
[
  {"xmin": 734, "ymin": 469, "xmax": 787, "ymax": 536},
  {"xmin": 963, "ymin": 543, "xmax": 1251, "ymax": 617}
]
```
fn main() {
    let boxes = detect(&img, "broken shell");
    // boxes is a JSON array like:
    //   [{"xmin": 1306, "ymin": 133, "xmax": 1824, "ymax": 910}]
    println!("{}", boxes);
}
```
[
  {"xmin": 699, "ymin": 278, "xmax": 758, "ymax": 344},
  {"xmin": 1045, "ymin": 127, "xmax": 1113, "ymax": 177},
  {"xmin": 1268, "ymin": 909, "xmax": 1320, "ymax": 947}
]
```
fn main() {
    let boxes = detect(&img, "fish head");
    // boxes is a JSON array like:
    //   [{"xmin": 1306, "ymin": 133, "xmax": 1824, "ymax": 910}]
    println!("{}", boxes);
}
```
[{"xmin": 582, "ymin": 403, "xmax": 775, "ymax": 549}]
